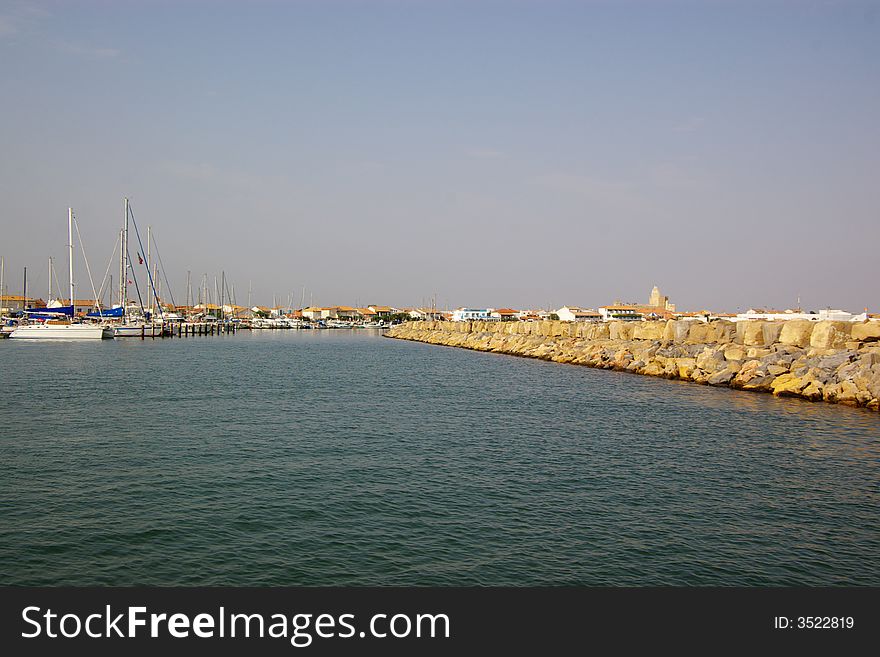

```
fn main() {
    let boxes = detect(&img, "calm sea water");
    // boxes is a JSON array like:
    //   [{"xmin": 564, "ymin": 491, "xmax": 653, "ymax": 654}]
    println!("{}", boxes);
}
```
[{"xmin": 1, "ymin": 330, "xmax": 878, "ymax": 586}]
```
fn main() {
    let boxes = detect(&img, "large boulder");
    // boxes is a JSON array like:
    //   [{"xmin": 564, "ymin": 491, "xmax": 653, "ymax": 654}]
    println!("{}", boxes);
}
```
[
  {"xmin": 810, "ymin": 321, "xmax": 852, "ymax": 349},
  {"xmin": 548, "ymin": 321, "xmax": 566, "ymax": 337},
  {"xmin": 852, "ymin": 321, "xmax": 880, "ymax": 342},
  {"xmin": 762, "ymin": 322, "xmax": 783, "ymax": 345},
  {"xmin": 740, "ymin": 321, "xmax": 766, "ymax": 346},
  {"xmin": 590, "ymin": 323, "xmax": 610, "ymax": 340},
  {"xmin": 686, "ymin": 322, "xmax": 715, "ymax": 344},
  {"xmin": 632, "ymin": 322, "xmax": 665, "ymax": 340},
  {"xmin": 696, "ymin": 347, "xmax": 726, "ymax": 372},
  {"xmin": 708, "ymin": 368, "xmax": 737, "ymax": 386},
  {"xmin": 642, "ymin": 361, "xmax": 664, "ymax": 377},
  {"xmin": 770, "ymin": 373, "xmax": 807, "ymax": 397},
  {"xmin": 663, "ymin": 320, "xmax": 691, "ymax": 342},
  {"xmin": 723, "ymin": 344, "xmax": 746, "ymax": 362},
  {"xmin": 675, "ymin": 358, "xmax": 697, "ymax": 379},
  {"xmin": 609, "ymin": 322, "xmax": 635, "ymax": 341},
  {"xmin": 778, "ymin": 320, "xmax": 814, "ymax": 348},
  {"xmin": 733, "ymin": 360, "xmax": 762, "ymax": 386},
  {"xmin": 713, "ymin": 321, "xmax": 736, "ymax": 344}
]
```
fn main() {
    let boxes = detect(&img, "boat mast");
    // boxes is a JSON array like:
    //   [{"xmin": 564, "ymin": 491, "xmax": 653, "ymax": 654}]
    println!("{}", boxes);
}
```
[
  {"xmin": 117, "ymin": 228, "xmax": 123, "ymax": 305},
  {"xmin": 147, "ymin": 225, "xmax": 152, "ymax": 317},
  {"xmin": 0, "ymin": 255, "xmax": 4, "ymax": 313},
  {"xmin": 47, "ymin": 256, "xmax": 52, "ymax": 303},
  {"xmin": 120, "ymin": 198, "xmax": 129, "ymax": 311},
  {"xmin": 220, "ymin": 271, "xmax": 225, "ymax": 322},
  {"xmin": 68, "ymin": 208, "xmax": 75, "ymax": 309}
]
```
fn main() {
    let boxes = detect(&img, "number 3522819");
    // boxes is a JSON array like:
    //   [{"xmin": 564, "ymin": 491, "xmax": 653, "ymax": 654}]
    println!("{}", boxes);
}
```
[{"xmin": 774, "ymin": 617, "xmax": 854, "ymax": 629}]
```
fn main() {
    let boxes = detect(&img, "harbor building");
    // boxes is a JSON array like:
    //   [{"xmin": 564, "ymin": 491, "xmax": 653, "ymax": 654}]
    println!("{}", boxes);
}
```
[
  {"xmin": 555, "ymin": 306, "xmax": 602, "ymax": 322},
  {"xmin": 452, "ymin": 308, "xmax": 493, "ymax": 322}
]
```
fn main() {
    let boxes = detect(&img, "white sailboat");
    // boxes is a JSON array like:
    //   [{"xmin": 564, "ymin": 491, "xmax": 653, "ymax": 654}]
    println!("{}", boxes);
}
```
[
  {"xmin": 111, "ymin": 198, "xmax": 149, "ymax": 337},
  {"xmin": 10, "ymin": 209, "xmax": 114, "ymax": 340},
  {"xmin": 110, "ymin": 198, "xmax": 169, "ymax": 337}
]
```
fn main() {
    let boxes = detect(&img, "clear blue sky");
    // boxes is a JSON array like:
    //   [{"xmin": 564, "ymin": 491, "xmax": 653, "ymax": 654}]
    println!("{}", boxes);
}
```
[{"xmin": 1, "ymin": 0, "xmax": 877, "ymax": 312}]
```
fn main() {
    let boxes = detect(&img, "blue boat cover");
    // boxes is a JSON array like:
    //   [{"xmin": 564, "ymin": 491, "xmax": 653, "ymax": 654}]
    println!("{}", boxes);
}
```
[
  {"xmin": 27, "ymin": 305, "xmax": 74, "ymax": 318},
  {"xmin": 86, "ymin": 307, "xmax": 124, "ymax": 318}
]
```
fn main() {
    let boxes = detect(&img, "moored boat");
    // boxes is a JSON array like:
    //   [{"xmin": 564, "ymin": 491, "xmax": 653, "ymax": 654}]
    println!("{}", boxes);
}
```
[
  {"xmin": 11, "ymin": 209, "xmax": 115, "ymax": 340},
  {"xmin": 10, "ymin": 321, "xmax": 114, "ymax": 339}
]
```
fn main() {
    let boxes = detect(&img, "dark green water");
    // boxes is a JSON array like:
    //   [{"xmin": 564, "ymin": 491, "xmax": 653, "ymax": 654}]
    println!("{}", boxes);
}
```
[{"xmin": 1, "ymin": 330, "xmax": 878, "ymax": 586}]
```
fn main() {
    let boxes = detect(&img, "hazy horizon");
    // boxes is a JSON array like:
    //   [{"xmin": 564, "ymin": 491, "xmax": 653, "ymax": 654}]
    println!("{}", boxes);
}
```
[{"xmin": 1, "ymin": 0, "xmax": 877, "ymax": 313}]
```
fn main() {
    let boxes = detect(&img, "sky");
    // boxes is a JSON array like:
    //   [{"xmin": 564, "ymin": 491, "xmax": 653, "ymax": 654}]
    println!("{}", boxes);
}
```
[{"xmin": 0, "ymin": 0, "xmax": 877, "ymax": 312}]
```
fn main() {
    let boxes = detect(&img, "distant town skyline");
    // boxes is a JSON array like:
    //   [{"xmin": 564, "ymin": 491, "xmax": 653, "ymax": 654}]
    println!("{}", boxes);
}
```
[{"xmin": 1, "ymin": 0, "xmax": 878, "ymax": 312}]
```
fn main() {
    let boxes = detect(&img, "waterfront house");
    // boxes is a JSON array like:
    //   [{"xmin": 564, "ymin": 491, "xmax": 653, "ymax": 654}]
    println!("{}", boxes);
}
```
[
  {"xmin": 300, "ymin": 306, "xmax": 320, "ymax": 320},
  {"xmin": 302, "ymin": 306, "xmax": 338, "ymax": 320},
  {"xmin": 1, "ymin": 295, "xmax": 46, "ymax": 313},
  {"xmin": 407, "ymin": 307, "xmax": 444, "ymax": 320},
  {"xmin": 335, "ymin": 306, "xmax": 361, "ymax": 321},
  {"xmin": 490, "ymin": 308, "xmax": 520, "ymax": 321},
  {"xmin": 357, "ymin": 307, "xmax": 378, "ymax": 321},
  {"xmin": 299, "ymin": 306, "xmax": 364, "ymax": 320},
  {"xmin": 598, "ymin": 305, "xmax": 644, "ymax": 322},
  {"xmin": 367, "ymin": 305, "xmax": 397, "ymax": 318},
  {"xmin": 452, "ymin": 308, "xmax": 493, "ymax": 322},
  {"xmin": 221, "ymin": 304, "xmax": 250, "ymax": 320},
  {"xmin": 194, "ymin": 303, "xmax": 222, "ymax": 318},
  {"xmin": 555, "ymin": 306, "xmax": 602, "ymax": 322}
]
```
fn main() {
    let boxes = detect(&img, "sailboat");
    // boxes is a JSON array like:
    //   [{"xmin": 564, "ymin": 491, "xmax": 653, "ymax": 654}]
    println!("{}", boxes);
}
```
[
  {"xmin": 100, "ymin": 198, "xmax": 168, "ymax": 337},
  {"xmin": 107, "ymin": 198, "xmax": 148, "ymax": 336},
  {"xmin": 10, "ymin": 209, "xmax": 115, "ymax": 339}
]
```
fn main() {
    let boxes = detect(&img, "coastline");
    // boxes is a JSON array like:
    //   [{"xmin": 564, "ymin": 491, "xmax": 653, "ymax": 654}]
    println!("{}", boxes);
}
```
[{"xmin": 386, "ymin": 319, "xmax": 880, "ymax": 411}]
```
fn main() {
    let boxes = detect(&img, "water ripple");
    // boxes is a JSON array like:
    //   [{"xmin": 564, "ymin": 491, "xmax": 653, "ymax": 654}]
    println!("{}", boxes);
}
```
[{"xmin": 1, "ymin": 331, "xmax": 878, "ymax": 585}]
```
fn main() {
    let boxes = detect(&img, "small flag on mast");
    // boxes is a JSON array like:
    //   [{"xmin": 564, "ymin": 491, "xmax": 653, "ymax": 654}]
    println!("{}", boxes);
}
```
[{"xmin": 137, "ymin": 253, "xmax": 143, "ymax": 265}]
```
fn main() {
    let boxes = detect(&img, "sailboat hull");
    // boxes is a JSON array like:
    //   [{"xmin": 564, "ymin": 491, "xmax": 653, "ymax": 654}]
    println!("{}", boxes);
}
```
[{"xmin": 9, "ymin": 324, "xmax": 114, "ymax": 339}]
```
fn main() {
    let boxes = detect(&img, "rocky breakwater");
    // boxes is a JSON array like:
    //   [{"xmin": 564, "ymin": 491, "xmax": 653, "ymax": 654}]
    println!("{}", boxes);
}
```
[{"xmin": 386, "ymin": 319, "xmax": 880, "ymax": 411}]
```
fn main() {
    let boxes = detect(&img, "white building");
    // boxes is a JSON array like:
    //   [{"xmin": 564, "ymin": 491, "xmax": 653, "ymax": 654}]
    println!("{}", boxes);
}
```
[
  {"xmin": 452, "ymin": 308, "xmax": 493, "ymax": 322},
  {"xmin": 598, "ymin": 305, "xmax": 643, "ymax": 322},
  {"xmin": 408, "ymin": 307, "xmax": 444, "ymax": 320},
  {"xmin": 734, "ymin": 308, "xmax": 867, "ymax": 322},
  {"xmin": 556, "ymin": 306, "xmax": 602, "ymax": 322},
  {"xmin": 490, "ymin": 308, "xmax": 520, "ymax": 321},
  {"xmin": 302, "ymin": 306, "xmax": 338, "ymax": 320}
]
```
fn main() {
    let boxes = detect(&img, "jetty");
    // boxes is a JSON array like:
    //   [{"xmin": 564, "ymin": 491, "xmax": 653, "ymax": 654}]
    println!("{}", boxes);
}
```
[{"xmin": 386, "ymin": 319, "xmax": 880, "ymax": 411}]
